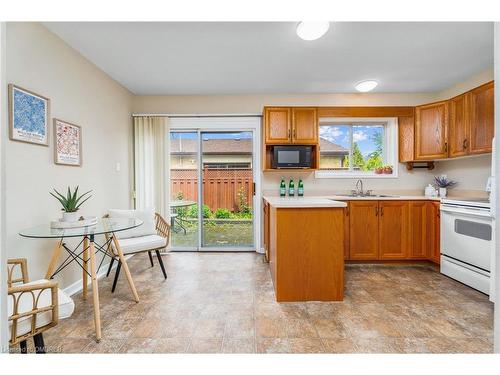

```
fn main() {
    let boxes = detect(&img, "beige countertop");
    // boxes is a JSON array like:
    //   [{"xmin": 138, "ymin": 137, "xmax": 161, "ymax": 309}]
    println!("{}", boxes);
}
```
[
  {"xmin": 263, "ymin": 196, "xmax": 347, "ymax": 208},
  {"xmin": 263, "ymin": 194, "xmax": 441, "ymax": 208}
]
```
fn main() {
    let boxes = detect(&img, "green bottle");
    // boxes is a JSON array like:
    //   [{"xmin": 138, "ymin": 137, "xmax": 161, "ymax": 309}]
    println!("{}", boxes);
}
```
[
  {"xmin": 298, "ymin": 179, "xmax": 304, "ymax": 197},
  {"xmin": 288, "ymin": 179, "xmax": 295, "ymax": 197},
  {"xmin": 279, "ymin": 178, "xmax": 286, "ymax": 197}
]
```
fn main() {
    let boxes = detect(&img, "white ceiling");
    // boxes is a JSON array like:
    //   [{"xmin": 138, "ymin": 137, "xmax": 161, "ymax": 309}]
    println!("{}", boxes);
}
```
[{"xmin": 44, "ymin": 22, "xmax": 493, "ymax": 95}]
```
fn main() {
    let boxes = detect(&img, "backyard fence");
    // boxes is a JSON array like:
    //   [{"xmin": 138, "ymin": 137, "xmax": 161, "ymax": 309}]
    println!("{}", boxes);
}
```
[{"xmin": 170, "ymin": 168, "xmax": 253, "ymax": 212}]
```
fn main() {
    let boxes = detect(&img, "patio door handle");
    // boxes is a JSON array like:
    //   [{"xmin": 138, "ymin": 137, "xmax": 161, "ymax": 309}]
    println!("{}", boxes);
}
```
[{"xmin": 253, "ymin": 182, "xmax": 256, "ymax": 196}]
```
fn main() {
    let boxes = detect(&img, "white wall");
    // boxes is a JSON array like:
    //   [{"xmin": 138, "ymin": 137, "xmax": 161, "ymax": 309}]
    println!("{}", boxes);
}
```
[
  {"xmin": 5, "ymin": 23, "xmax": 133, "ymax": 290},
  {"xmin": 132, "ymin": 68, "xmax": 494, "ymax": 196}
]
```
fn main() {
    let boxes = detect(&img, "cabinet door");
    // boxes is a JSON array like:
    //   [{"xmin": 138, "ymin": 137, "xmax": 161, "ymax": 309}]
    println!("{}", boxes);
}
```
[
  {"xmin": 449, "ymin": 94, "xmax": 469, "ymax": 157},
  {"xmin": 291, "ymin": 107, "xmax": 318, "ymax": 144},
  {"xmin": 344, "ymin": 203, "xmax": 350, "ymax": 260},
  {"xmin": 408, "ymin": 201, "xmax": 428, "ymax": 259},
  {"xmin": 349, "ymin": 201, "xmax": 379, "ymax": 260},
  {"xmin": 428, "ymin": 201, "xmax": 441, "ymax": 264},
  {"xmin": 379, "ymin": 201, "xmax": 409, "ymax": 260},
  {"xmin": 468, "ymin": 81, "xmax": 494, "ymax": 154},
  {"xmin": 415, "ymin": 101, "xmax": 449, "ymax": 160},
  {"xmin": 263, "ymin": 200, "xmax": 270, "ymax": 262},
  {"xmin": 398, "ymin": 116, "xmax": 415, "ymax": 162},
  {"xmin": 264, "ymin": 107, "xmax": 291, "ymax": 144}
]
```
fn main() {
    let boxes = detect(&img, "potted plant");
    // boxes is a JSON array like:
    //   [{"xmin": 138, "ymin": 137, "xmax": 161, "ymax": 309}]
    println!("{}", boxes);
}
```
[
  {"xmin": 374, "ymin": 166, "xmax": 384, "ymax": 174},
  {"xmin": 383, "ymin": 165, "xmax": 393, "ymax": 174},
  {"xmin": 434, "ymin": 175, "xmax": 457, "ymax": 197},
  {"xmin": 50, "ymin": 186, "xmax": 92, "ymax": 222}
]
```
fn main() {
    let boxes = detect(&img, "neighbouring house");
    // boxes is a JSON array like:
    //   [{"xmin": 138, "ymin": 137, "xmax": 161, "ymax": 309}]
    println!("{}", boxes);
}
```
[
  {"xmin": 318, "ymin": 137, "xmax": 349, "ymax": 169},
  {"xmin": 170, "ymin": 137, "xmax": 253, "ymax": 169}
]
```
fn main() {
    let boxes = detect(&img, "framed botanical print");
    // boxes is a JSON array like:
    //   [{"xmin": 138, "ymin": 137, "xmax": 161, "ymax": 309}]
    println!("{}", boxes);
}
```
[
  {"xmin": 54, "ymin": 118, "xmax": 82, "ymax": 166},
  {"xmin": 8, "ymin": 84, "xmax": 50, "ymax": 146}
]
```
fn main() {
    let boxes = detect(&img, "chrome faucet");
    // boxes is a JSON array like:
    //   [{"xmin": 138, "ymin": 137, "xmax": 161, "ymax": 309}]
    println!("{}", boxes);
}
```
[{"xmin": 355, "ymin": 179, "xmax": 364, "ymax": 196}]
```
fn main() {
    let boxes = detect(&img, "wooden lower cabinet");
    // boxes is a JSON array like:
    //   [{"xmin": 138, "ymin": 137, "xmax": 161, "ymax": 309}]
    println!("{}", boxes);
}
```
[
  {"xmin": 408, "ymin": 201, "xmax": 429, "ymax": 259},
  {"xmin": 379, "ymin": 201, "xmax": 409, "ymax": 260},
  {"xmin": 428, "ymin": 201, "xmax": 441, "ymax": 264},
  {"xmin": 344, "ymin": 205, "xmax": 350, "ymax": 260},
  {"xmin": 263, "ymin": 200, "xmax": 270, "ymax": 262},
  {"xmin": 346, "ymin": 199, "xmax": 440, "ymax": 262},
  {"xmin": 349, "ymin": 201, "xmax": 379, "ymax": 260},
  {"xmin": 269, "ymin": 206, "xmax": 344, "ymax": 301}
]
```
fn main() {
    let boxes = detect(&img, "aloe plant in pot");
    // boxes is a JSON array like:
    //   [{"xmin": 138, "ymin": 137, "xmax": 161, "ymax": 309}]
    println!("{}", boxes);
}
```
[{"xmin": 50, "ymin": 186, "xmax": 92, "ymax": 222}]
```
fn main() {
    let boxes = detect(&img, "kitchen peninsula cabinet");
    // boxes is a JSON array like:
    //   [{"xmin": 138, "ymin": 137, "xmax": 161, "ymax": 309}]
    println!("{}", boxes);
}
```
[{"xmin": 265, "ymin": 197, "xmax": 345, "ymax": 302}]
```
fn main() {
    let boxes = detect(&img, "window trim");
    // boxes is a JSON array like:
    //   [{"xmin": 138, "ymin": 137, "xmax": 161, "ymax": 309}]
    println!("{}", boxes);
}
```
[{"xmin": 315, "ymin": 117, "xmax": 399, "ymax": 179}]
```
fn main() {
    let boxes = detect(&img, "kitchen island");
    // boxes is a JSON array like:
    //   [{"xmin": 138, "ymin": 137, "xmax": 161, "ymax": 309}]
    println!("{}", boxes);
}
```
[{"xmin": 264, "ymin": 197, "xmax": 347, "ymax": 302}]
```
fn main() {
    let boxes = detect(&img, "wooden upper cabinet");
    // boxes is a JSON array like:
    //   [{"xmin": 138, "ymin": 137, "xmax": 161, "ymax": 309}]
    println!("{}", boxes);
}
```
[
  {"xmin": 468, "ymin": 81, "xmax": 494, "ymax": 154},
  {"xmin": 449, "ymin": 94, "xmax": 469, "ymax": 157},
  {"xmin": 408, "ymin": 201, "xmax": 429, "ymax": 259},
  {"xmin": 415, "ymin": 101, "xmax": 449, "ymax": 160},
  {"xmin": 398, "ymin": 116, "xmax": 415, "ymax": 162},
  {"xmin": 379, "ymin": 201, "xmax": 409, "ymax": 260},
  {"xmin": 264, "ymin": 107, "xmax": 292, "ymax": 144},
  {"xmin": 349, "ymin": 201, "xmax": 379, "ymax": 260},
  {"xmin": 291, "ymin": 107, "xmax": 318, "ymax": 144}
]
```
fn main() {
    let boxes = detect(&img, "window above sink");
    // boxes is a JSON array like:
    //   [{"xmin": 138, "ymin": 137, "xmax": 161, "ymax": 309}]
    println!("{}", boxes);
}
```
[{"xmin": 315, "ymin": 117, "xmax": 399, "ymax": 179}]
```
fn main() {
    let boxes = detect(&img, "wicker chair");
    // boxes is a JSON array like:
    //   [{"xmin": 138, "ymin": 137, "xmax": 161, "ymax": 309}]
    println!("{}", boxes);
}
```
[
  {"xmin": 7, "ymin": 258, "xmax": 74, "ymax": 353},
  {"xmin": 105, "ymin": 212, "xmax": 171, "ymax": 292}
]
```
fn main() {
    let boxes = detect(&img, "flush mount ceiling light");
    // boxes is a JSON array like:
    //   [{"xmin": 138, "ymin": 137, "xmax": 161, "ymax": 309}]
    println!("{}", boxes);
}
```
[
  {"xmin": 296, "ymin": 22, "xmax": 330, "ymax": 41},
  {"xmin": 355, "ymin": 80, "xmax": 379, "ymax": 92}
]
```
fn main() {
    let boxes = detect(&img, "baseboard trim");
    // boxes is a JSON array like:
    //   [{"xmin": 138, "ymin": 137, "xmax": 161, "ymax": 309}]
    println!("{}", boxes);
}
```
[{"xmin": 62, "ymin": 254, "xmax": 133, "ymax": 297}]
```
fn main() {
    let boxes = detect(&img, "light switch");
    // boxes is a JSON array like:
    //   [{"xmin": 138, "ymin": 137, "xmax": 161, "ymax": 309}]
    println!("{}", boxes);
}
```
[{"xmin": 115, "ymin": 162, "xmax": 121, "ymax": 172}]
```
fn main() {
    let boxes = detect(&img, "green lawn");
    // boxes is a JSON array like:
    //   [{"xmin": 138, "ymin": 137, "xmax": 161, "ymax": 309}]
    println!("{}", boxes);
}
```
[{"xmin": 171, "ymin": 220, "xmax": 254, "ymax": 248}]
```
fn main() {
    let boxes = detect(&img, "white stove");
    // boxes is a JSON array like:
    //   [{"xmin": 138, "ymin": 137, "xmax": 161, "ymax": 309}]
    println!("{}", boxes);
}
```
[
  {"xmin": 440, "ymin": 196, "xmax": 493, "ymax": 295},
  {"xmin": 441, "ymin": 197, "xmax": 491, "ymax": 210}
]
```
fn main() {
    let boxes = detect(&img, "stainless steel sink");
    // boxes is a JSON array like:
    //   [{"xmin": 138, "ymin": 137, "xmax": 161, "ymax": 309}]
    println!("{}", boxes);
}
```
[{"xmin": 331, "ymin": 194, "xmax": 399, "ymax": 198}]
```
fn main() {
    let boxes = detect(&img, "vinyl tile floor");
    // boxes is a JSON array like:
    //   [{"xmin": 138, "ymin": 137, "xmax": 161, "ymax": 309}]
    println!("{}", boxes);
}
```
[{"xmin": 34, "ymin": 252, "xmax": 493, "ymax": 353}]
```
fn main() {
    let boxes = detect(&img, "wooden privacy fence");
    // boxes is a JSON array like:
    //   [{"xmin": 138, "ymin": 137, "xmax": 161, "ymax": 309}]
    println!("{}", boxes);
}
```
[{"xmin": 170, "ymin": 168, "xmax": 253, "ymax": 212}]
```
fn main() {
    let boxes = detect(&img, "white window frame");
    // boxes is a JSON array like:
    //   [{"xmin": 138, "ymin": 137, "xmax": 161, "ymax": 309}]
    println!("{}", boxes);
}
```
[{"xmin": 315, "ymin": 117, "xmax": 399, "ymax": 179}]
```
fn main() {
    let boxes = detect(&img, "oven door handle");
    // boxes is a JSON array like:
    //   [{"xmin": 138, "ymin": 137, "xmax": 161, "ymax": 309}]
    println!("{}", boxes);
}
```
[{"xmin": 440, "ymin": 205, "xmax": 492, "ymax": 218}]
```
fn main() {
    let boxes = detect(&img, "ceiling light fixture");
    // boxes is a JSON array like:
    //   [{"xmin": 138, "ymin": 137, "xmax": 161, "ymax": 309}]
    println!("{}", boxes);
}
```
[
  {"xmin": 355, "ymin": 80, "xmax": 379, "ymax": 92},
  {"xmin": 296, "ymin": 22, "xmax": 330, "ymax": 41}
]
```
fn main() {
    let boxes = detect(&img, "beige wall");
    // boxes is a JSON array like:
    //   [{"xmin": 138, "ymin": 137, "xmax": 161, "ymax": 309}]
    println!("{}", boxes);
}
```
[
  {"xmin": 133, "ymin": 68, "xmax": 494, "ymax": 196},
  {"xmin": 5, "ymin": 23, "xmax": 133, "ymax": 290}
]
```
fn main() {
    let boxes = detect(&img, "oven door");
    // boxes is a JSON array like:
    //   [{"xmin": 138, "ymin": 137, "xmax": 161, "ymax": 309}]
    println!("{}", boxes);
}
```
[{"xmin": 440, "ymin": 204, "xmax": 492, "ymax": 271}]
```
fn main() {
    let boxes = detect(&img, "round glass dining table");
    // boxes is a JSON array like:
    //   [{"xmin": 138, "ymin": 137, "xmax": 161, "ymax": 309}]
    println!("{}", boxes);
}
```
[
  {"xmin": 19, "ymin": 218, "xmax": 143, "ymax": 342},
  {"xmin": 19, "ymin": 217, "xmax": 143, "ymax": 239}
]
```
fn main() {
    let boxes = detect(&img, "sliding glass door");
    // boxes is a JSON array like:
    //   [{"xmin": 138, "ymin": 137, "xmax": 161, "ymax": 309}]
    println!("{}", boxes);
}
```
[
  {"xmin": 169, "ymin": 131, "xmax": 200, "ymax": 249},
  {"xmin": 200, "ymin": 131, "xmax": 254, "ymax": 249},
  {"xmin": 169, "ymin": 125, "xmax": 257, "ymax": 251}
]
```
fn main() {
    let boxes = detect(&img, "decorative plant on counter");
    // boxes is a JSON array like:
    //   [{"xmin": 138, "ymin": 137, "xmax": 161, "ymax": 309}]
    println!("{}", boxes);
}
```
[
  {"xmin": 50, "ymin": 186, "xmax": 92, "ymax": 222},
  {"xmin": 375, "ymin": 165, "xmax": 393, "ymax": 174},
  {"xmin": 434, "ymin": 175, "xmax": 457, "ymax": 198}
]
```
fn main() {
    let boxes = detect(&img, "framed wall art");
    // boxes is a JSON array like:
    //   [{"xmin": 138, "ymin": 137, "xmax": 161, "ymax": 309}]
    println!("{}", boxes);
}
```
[
  {"xmin": 8, "ymin": 84, "xmax": 50, "ymax": 146},
  {"xmin": 54, "ymin": 118, "xmax": 82, "ymax": 166}
]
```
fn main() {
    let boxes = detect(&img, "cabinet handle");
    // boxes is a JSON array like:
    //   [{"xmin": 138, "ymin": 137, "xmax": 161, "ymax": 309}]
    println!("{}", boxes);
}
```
[
  {"xmin": 444, "ymin": 142, "xmax": 448, "ymax": 153},
  {"xmin": 375, "ymin": 207, "xmax": 379, "ymax": 216},
  {"xmin": 288, "ymin": 129, "xmax": 291, "ymax": 140},
  {"xmin": 380, "ymin": 206, "xmax": 384, "ymax": 216},
  {"xmin": 346, "ymin": 207, "xmax": 349, "ymax": 216},
  {"xmin": 293, "ymin": 128, "xmax": 296, "ymax": 139},
  {"xmin": 463, "ymin": 139, "xmax": 468, "ymax": 150}
]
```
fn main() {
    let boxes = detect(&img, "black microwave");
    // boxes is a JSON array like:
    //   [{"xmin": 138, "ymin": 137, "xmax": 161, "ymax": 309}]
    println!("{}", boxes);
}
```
[{"xmin": 272, "ymin": 145, "xmax": 313, "ymax": 169}]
